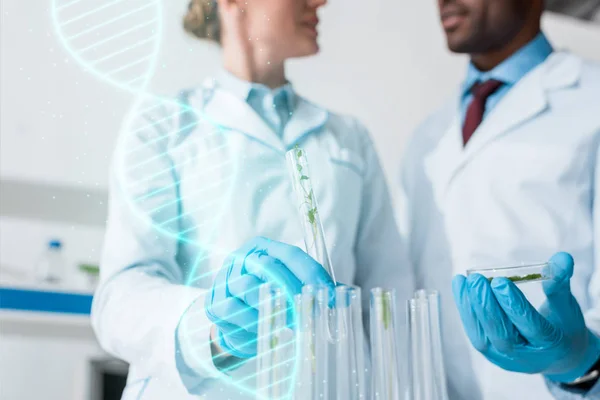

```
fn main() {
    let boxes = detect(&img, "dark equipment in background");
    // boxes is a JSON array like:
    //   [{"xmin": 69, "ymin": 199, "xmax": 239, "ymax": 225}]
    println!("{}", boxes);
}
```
[
  {"xmin": 89, "ymin": 359, "xmax": 129, "ymax": 400},
  {"xmin": 546, "ymin": 0, "xmax": 600, "ymax": 23}
]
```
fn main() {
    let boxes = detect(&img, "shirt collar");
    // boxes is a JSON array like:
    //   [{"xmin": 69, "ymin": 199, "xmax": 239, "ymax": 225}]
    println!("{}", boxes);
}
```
[
  {"xmin": 215, "ymin": 69, "xmax": 296, "ymax": 109},
  {"xmin": 462, "ymin": 32, "xmax": 553, "ymax": 97}
]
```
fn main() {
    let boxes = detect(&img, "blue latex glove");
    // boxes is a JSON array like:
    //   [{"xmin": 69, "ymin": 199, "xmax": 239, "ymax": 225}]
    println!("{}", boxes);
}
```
[
  {"xmin": 452, "ymin": 252, "xmax": 600, "ymax": 383},
  {"xmin": 205, "ymin": 236, "xmax": 334, "ymax": 358}
]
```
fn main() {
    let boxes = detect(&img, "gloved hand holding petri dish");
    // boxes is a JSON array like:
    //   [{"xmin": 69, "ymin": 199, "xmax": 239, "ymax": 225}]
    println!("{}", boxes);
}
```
[{"xmin": 453, "ymin": 253, "xmax": 600, "ymax": 383}]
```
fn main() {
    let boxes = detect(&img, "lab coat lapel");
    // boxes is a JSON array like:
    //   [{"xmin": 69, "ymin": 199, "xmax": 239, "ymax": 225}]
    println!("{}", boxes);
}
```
[
  {"xmin": 200, "ymin": 80, "xmax": 285, "ymax": 152},
  {"xmin": 283, "ymin": 97, "xmax": 328, "ymax": 150},
  {"xmin": 423, "ymin": 100, "xmax": 464, "ymax": 203},
  {"xmin": 462, "ymin": 52, "xmax": 581, "ymax": 161}
]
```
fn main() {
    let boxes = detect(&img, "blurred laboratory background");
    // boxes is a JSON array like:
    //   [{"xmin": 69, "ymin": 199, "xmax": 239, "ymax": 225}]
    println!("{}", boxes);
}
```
[{"xmin": 1, "ymin": 0, "xmax": 600, "ymax": 399}]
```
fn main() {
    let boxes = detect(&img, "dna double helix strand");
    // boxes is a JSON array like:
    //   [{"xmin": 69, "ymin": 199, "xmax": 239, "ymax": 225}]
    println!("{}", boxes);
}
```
[
  {"xmin": 51, "ymin": 2, "xmax": 297, "ymax": 398},
  {"xmin": 51, "ymin": 0, "xmax": 162, "ymax": 91}
]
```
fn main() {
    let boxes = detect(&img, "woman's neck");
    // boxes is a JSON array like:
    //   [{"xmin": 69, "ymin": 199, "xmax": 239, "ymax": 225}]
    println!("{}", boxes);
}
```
[{"xmin": 222, "ymin": 37, "xmax": 286, "ymax": 89}]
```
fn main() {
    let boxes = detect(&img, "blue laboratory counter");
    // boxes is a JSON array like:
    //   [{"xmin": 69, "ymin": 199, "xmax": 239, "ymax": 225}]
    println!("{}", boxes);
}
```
[{"xmin": 0, "ymin": 285, "xmax": 93, "ymax": 315}]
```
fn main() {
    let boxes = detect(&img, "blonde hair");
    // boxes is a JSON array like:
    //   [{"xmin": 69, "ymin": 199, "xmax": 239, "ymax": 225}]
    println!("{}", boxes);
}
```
[{"xmin": 183, "ymin": 0, "xmax": 221, "ymax": 43}]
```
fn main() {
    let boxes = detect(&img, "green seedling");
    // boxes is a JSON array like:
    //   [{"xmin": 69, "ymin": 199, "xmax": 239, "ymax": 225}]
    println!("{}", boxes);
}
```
[
  {"xmin": 487, "ymin": 273, "xmax": 543, "ymax": 283},
  {"xmin": 79, "ymin": 263, "xmax": 100, "ymax": 275},
  {"xmin": 382, "ymin": 294, "xmax": 392, "ymax": 330},
  {"xmin": 293, "ymin": 145, "xmax": 319, "ymax": 246}
]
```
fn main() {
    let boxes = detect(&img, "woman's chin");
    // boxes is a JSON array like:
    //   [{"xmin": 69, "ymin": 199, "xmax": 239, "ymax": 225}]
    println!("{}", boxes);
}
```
[{"xmin": 292, "ymin": 41, "xmax": 320, "ymax": 59}]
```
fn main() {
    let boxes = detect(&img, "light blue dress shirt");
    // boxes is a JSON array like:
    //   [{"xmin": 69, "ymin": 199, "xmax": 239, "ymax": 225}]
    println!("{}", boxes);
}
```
[
  {"xmin": 215, "ymin": 70, "xmax": 296, "ymax": 137},
  {"xmin": 460, "ymin": 32, "xmax": 553, "ymax": 125}
]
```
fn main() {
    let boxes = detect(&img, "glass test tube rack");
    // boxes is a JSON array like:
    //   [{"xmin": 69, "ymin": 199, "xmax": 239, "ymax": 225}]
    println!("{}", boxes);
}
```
[
  {"xmin": 254, "ymin": 146, "xmax": 449, "ymax": 399},
  {"xmin": 256, "ymin": 284, "xmax": 367, "ymax": 400},
  {"xmin": 256, "ymin": 286, "xmax": 450, "ymax": 400}
]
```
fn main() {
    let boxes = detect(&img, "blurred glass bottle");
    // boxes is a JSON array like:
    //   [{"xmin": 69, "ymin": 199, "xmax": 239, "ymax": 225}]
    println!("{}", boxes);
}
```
[{"xmin": 34, "ymin": 240, "xmax": 65, "ymax": 284}]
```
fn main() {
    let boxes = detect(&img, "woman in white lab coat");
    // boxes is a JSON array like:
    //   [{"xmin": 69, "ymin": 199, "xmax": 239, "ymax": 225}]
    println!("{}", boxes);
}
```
[{"xmin": 91, "ymin": 0, "xmax": 413, "ymax": 398}]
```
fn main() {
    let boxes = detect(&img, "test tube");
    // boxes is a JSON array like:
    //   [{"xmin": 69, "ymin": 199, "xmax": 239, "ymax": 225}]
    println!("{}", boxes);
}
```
[
  {"xmin": 293, "ymin": 292, "xmax": 312, "ymax": 398},
  {"xmin": 406, "ymin": 290, "xmax": 448, "ymax": 400},
  {"xmin": 426, "ymin": 292, "xmax": 448, "ymax": 400},
  {"xmin": 292, "ymin": 285, "xmax": 330, "ymax": 400},
  {"xmin": 285, "ymin": 146, "xmax": 337, "ymax": 285},
  {"xmin": 351, "ymin": 289, "xmax": 367, "ymax": 400},
  {"xmin": 315, "ymin": 286, "xmax": 331, "ymax": 400},
  {"xmin": 335, "ymin": 285, "xmax": 366, "ymax": 400},
  {"xmin": 370, "ymin": 288, "xmax": 401, "ymax": 400},
  {"xmin": 257, "ymin": 283, "xmax": 294, "ymax": 399},
  {"xmin": 293, "ymin": 285, "xmax": 366, "ymax": 400}
]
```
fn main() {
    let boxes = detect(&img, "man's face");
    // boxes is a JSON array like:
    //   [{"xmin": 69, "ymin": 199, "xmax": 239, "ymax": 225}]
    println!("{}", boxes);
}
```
[{"xmin": 438, "ymin": 0, "xmax": 532, "ymax": 54}]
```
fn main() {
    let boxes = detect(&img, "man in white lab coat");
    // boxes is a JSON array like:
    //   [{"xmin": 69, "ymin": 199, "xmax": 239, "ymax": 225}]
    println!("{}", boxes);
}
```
[{"xmin": 398, "ymin": 0, "xmax": 600, "ymax": 398}]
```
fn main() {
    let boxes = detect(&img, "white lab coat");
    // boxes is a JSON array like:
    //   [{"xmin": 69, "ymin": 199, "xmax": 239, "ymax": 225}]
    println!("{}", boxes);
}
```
[
  {"xmin": 92, "ymin": 78, "xmax": 414, "ymax": 399},
  {"xmin": 398, "ymin": 52, "xmax": 600, "ymax": 400}
]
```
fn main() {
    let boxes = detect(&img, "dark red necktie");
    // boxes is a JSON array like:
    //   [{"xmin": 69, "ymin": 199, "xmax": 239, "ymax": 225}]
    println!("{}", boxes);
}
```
[{"xmin": 462, "ymin": 79, "xmax": 503, "ymax": 146}]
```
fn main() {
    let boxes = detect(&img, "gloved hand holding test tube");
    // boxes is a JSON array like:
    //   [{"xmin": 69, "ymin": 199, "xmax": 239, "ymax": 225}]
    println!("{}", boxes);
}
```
[
  {"xmin": 206, "ymin": 146, "xmax": 340, "ymax": 366},
  {"xmin": 284, "ymin": 146, "xmax": 368, "ymax": 400}
]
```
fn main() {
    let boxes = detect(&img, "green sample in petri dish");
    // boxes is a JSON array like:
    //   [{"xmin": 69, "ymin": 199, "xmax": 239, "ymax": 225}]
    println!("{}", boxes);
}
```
[
  {"xmin": 468, "ymin": 262, "xmax": 549, "ymax": 285},
  {"xmin": 487, "ymin": 273, "xmax": 543, "ymax": 283}
]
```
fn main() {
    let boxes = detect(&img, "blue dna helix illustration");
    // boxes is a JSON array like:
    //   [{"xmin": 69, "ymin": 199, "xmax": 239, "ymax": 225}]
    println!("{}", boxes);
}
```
[{"xmin": 50, "ymin": 1, "xmax": 298, "ymax": 397}]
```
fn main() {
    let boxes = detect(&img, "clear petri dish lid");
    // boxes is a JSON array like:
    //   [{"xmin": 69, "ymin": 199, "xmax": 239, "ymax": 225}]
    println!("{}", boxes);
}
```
[{"xmin": 466, "ymin": 262, "xmax": 550, "ymax": 284}]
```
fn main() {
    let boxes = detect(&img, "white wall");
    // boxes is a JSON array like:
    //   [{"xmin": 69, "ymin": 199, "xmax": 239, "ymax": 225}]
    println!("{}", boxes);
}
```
[
  {"xmin": 2, "ymin": 1, "xmax": 600, "ymax": 190},
  {"xmin": 0, "ymin": 317, "xmax": 104, "ymax": 400},
  {"xmin": 1, "ymin": 1, "xmax": 600, "ymax": 399}
]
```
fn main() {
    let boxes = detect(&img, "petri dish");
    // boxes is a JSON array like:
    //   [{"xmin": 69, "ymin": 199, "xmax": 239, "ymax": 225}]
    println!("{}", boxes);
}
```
[{"xmin": 466, "ymin": 262, "xmax": 549, "ymax": 284}]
